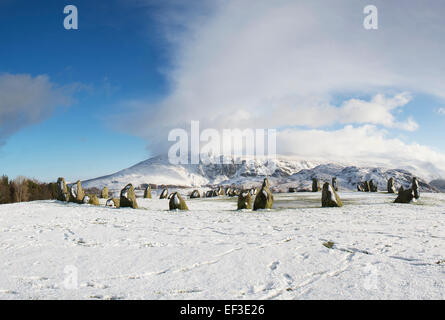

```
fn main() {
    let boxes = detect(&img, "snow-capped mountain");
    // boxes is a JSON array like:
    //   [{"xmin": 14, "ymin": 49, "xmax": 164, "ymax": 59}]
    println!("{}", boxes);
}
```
[{"xmin": 82, "ymin": 154, "xmax": 438, "ymax": 193}]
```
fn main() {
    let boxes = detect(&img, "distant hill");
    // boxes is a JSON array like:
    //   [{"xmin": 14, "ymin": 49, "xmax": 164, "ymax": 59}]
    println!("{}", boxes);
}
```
[
  {"xmin": 82, "ymin": 154, "xmax": 439, "ymax": 193},
  {"xmin": 430, "ymin": 179, "xmax": 445, "ymax": 192}
]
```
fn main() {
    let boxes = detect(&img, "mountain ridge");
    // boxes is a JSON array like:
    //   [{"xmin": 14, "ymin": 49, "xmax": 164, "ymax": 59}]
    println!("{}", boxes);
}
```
[{"xmin": 82, "ymin": 154, "xmax": 439, "ymax": 193}]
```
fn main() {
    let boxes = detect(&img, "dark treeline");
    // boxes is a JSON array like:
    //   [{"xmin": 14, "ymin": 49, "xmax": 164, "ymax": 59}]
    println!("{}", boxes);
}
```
[{"xmin": 0, "ymin": 175, "xmax": 58, "ymax": 204}]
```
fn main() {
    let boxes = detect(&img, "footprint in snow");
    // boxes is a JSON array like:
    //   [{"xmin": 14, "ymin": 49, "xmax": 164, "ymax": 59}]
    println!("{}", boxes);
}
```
[{"xmin": 269, "ymin": 261, "xmax": 280, "ymax": 271}]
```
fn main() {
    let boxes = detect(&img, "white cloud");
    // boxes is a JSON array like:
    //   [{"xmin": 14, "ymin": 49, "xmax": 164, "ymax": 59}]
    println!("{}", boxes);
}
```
[
  {"xmin": 116, "ymin": 0, "xmax": 445, "ymax": 178},
  {"xmin": 436, "ymin": 108, "xmax": 445, "ymax": 115},
  {"xmin": 277, "ymin": 125, "xmax": 445, "ymax": 180},
  {"xmin": 0, "ymin": 73, "xmax": 71, "ymax": 145}
]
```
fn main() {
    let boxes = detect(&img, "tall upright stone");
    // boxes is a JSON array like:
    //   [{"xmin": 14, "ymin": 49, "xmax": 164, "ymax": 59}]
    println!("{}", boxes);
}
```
[
  {"xmin": 69, "ymin": 180, "xmax": 85, "ymax": 204},
  {"xmin": 332, "ymin": 177, "xmax": 339, "ymax": 191},
  {"xmin": 253, "ymin": 178, "xmax": 274, "ymax": 210},
  {"xmin": 387, "ymin": 178, "xmax": 396, "ymax": 194},
  {"xmin": 101, "ymin": 187, "xmax": 109, "ymax": 199},
  {"xmin": 363, "ymin": 181, "xmax": 370, "ymax": 192},
  {"xmin": 144, "ymin": 185, "xmax": 152, "ymax": 199},
  {"xmin": 56, "ymin": 177, "xmax": 68, "ymax": 201},
  {"xmin": 312, "ymin": 178, "xmax": 321, "ymax": 192},
  {"xmin": 322, "ymin": 182, "xmax": 343, "ymax": 207},
  {"xmin": 169, "ymin": 192, "xmax": 189, "ymax": 210},
  {"xmin": 369, "ymin": 179, "xmax": 378, "ymax": 192},
  {"xmin": 412, "ymin": 177, "xmax": 420, "ymax": 200},
  {"xmin": 84, "ymin": 194, "xmax": 99, "ymax": 206},
  {"xmin": 120, "ymin": 184, "xmax": 138, "ymax": 209},
  {"xmin": 190, "ymin": 190, "xmax": 201, "ymax": 198},
  {"xmin": 159, "ymin": 188, "xmax": 169, "ymax": 199},
  {"xmin": 237, "ymin": 190, "xmax": 252, "ymax": 210}
]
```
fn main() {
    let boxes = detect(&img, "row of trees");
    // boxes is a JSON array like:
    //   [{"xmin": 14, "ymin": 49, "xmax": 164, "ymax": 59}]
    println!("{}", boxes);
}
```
[{"xmin": 0, "ymin": 175, "xmax": 58, "ymax": 204}]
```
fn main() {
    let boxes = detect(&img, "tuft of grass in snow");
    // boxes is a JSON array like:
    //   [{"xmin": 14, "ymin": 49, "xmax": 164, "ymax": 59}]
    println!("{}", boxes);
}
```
[{"xmin": 323, "ymin": 241, "xmax": 335, "ymax": 249}]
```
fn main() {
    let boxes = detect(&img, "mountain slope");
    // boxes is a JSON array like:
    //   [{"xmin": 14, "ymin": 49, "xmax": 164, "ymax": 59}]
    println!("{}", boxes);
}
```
[{"xmin": 82, "ymin": 155, "xmax": 438, "ymax": 193}]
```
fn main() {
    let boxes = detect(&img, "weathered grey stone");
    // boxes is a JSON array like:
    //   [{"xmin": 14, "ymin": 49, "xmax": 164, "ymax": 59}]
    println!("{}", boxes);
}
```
[
  {"xmin": 394, "ymin": 188, "xmax": 415, "ymax": 204},
  {"xmin": 363, "ymin": 181, "xmax": 370, "ymax": 192},
  {"xmin": 101, "ymin": 187, "xmax": 109, "ymax": 199},
  {"xmin": 190, "ymin": 190, "xmax": 201, "ymax": 198},
  {"xmin": 120, "ymin": 184, "xmax": 138, "ymax": 209},
  {"xmin": 237, "ymin": 190, "xmax": 252, "ymax": 210},
  {"xmin": 169, "ymin": 192, "xmax": 189, "ymax": 210},
  {"xmin": 332, "ymin": 177, "xmax": 338, "ymax": 191},
  {"xmin": 144, "ymin": 185, "xmax": 152, "ymax": 199},
  {"xmin": 387, "ymin": 178, "xmax": 396, "ymax": 193},
  {"xmin": 106, "ymin": 198, "xmax": 120, "ymax": 208},
  {"xmin": 69, "ymin": 181, "xmax": 85, "ymax": 204},
  {"xmin": 322, "ymin": 182, "xmax": 343, "ymax": 207},
  {"xmin": 159, "ymin": 188, "xmax": 169, "ymax": 199},
  {"xmin": 312, "ymin": 178, "xmax": 321, "ymax": 192},
  {"xmin": 412, "ymin": 177, "xmax": 420, "ymax": 199},
  {"xmin": 369, "ymin": 179, "xmax": 378, "ymax": 192},
  {"xmin": 253, "ymin": 178, "xmax": 274, "ymax": 210},
  {"xmin": 56, "ymin": 177, "xmax": 69, "ymax": 201}
]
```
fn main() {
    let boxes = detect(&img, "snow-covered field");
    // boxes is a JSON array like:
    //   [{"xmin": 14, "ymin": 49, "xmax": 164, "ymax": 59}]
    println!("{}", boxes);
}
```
[{"xmin": 1, "ymin": 192, "xmax": 444, "ymax": 300}]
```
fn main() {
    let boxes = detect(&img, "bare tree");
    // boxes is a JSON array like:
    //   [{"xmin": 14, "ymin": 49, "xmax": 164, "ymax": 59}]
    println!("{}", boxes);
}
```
[{"xmin": 13, "ymin": 176, "xmax": 29, "ymax": 203}]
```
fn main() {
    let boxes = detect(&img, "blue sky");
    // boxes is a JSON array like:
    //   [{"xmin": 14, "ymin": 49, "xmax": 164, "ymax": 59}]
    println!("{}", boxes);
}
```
[
  {"xmin": 0, "ymin": 0, "xmax": 170, "ymax": 181},
  {"xmin": 1, "ymin": 0, "xmax": 445, "ymax": 182}
]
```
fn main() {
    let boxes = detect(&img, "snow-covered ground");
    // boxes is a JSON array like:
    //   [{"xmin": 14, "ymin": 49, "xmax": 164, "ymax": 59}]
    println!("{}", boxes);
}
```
[{"xmin": 1, "ymin": 192, "xmax": 444, "ymax": 300}]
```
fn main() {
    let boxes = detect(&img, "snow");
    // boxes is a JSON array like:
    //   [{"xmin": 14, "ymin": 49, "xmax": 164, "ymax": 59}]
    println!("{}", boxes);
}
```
[
  {"xmin": 81, "ymin": 155, "xmax": 439, "ymax": 194},
  {"xmin": 1, "ymin": 192, "xmax": 444, "ymax": 300}
]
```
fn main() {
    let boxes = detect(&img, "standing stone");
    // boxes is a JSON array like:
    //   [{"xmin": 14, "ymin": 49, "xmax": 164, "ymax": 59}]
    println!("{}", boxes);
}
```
[
  {"xmin": 84, "ymin": 194, "xmax": 99, "ymax": 206},
  {"xmin": 69, "ymin": 180, "xmax": 85, "ymax": 204},
  {"xmin": 394, "ymin": 188, "xmax": 415, "ymax": 204},
  {"xmin": 322, "ymin": 182, "xmax": 343, "ymax": 207},
  {"xmin": 169, "ymin": 192, "xmax": 189, "ymax": 210},
  {"xmin": 357, "ymin": 183, "xmax": 364, "ymax": 192},
  {"xmin": 288, "ymin": 187, "xmax": 297, "ymax": 193},
  {"xmin": 332, "ymin": 177, "xmax": 339, "ymax": 191},
  {"xmin": 159, "ymin": 188, "xmax": 169, "ymax": 199},
  {"xmin": 369, "ymin": 179, "xmax": 378, "ymax": 192},
  {"xmin": 412, "ymin": 177, "xmax": 420, "ymax": 199},
  {"xmin": 312, "ymin": 178, "xmax": 321, "ymax": 192},
  {"xmin": 120, "ymin": 184, "xmax": 138, "ymax": 209},
  {"xmin": 56, "ymin": 177, "xmax": 69, "ymax": 201},
  {"xmin": 253, "ymin": 178, "xmax": 274, "ymax": 210},
  {"xmin": 387, "ymin": 178, "xmax": 396, "ymax": 194},
  {"xmin": 190, "ymin": 190, "xmax": 201, "ymax": 198},
  {"xmin": 101, "ymin": 187, "xmax": 109, "ymax": 199},
  {"xmin": 168, "ymin": 193, "xmax": 174, "ymax": 199},
  {"xmin": 217, "ymin": 186, "xmax": 225, "ymax": 196},
  {"xmin": 237, "ymin": 190, "xmax": 252, "ymax": 210},
  {"xmin": 144, "ymin": 185, "xmax": 152, "ymax": 199},
  {"xmin": 363, "ymin": 181, "xmax": 370, "ymax": 192},
  {"xmin": 106, "ymin": 198, "xmax": 120, "ymax": 208}
]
